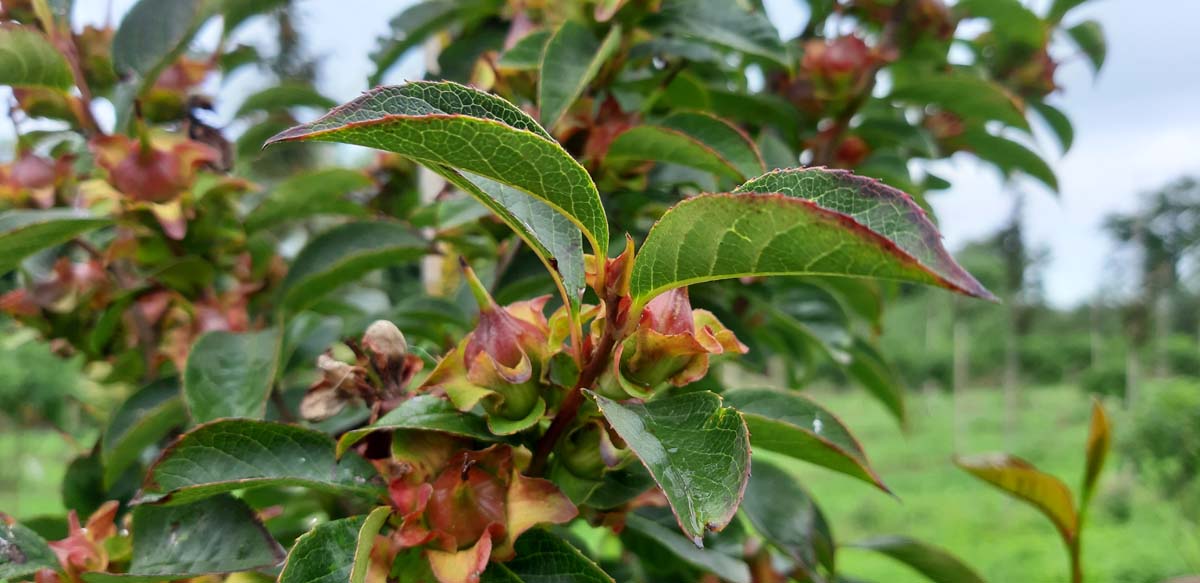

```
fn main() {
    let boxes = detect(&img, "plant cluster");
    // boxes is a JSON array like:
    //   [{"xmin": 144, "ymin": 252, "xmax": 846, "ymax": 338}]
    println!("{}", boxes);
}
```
[{"xmin": 0, "ymin": 0, "xmax": 1109, "ymax": 582}]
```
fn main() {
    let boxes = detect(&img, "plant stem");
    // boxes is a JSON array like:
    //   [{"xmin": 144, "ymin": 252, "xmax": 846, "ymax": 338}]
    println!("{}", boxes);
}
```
[{"xmin": 529, "ymin": 291, "xmax": 624, "ymax": 476}]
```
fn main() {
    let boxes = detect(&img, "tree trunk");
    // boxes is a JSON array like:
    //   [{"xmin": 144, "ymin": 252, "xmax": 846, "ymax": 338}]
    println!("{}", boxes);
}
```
[
  {"xmin": 1126, "ymin": 347, "xmax": 1140, "ymax": 409},
  {"xmin": 952, "ymin": 303, "xmax": 969, "ymax": 452}
]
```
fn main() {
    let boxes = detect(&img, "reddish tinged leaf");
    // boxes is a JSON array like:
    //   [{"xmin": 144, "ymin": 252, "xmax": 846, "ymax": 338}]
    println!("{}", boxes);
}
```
[
  {"xmin": 735, "ymin": 168, "xmax": 992, "ymax": 300},
  {"xmin": 955, "ymin": 453, "xmax": 1077, "ymax": 543},
  {"xmin": 630, "ymin": 191, "xmax": 993, "ymax": 309},
  {"xmin": 1081, "ymin": 399, "xmax": 1111, "ymax": 506}
]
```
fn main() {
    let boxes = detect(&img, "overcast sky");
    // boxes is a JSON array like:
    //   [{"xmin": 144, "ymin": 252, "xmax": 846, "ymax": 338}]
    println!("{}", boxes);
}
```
[{"xmin": 64, "ymin": 0, "xmax": 1200, "ymax": 307}]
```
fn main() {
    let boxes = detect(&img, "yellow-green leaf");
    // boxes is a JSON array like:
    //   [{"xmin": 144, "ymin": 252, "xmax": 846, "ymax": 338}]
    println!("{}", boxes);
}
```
[
  {"xmin": 955, "ymin": 453, "xmax": 1077, "ymax": 543},
  {"xmin": 0, "ymin": 27, "xmax": 74, "ymax": 90}
]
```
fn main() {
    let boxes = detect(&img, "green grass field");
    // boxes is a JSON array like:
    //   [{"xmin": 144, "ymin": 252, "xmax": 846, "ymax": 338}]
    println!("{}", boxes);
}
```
[
  {"xmin": 2, "ymin": 386, "xmax": 1197, "ymax": 582},
  {"xmin": 796, "ymin": 385, "xmax": 1200, "ymax": 583}
]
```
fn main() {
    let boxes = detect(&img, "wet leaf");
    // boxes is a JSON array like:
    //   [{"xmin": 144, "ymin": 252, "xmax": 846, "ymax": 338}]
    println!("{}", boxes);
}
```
[
  {"xmin": 83, "ymin": 495, "xmax": 285, "ymax": 582},
  {"xmin": 725, "ymin": 389, "xmax": 888, "ymax": 492},
  {"xmin": 0, "ymin": 521, "xmax": 58, "ymax": 581},
  {"xmin": 622, "ymin": 514, "xmax": 750, "ymax": 583},
  {"xmin": 741, "ymin": 457, "xmax": 835, "ymax": 577},
  {"xmin": 280, "ymin": 221, "xmax": 426, "ymax": 314},
  {"xmin": 245, "ymin": 168, "xmax": 373, "ymax": 232},
  {"xmin": 851, "ymin": 536, "xmax": 986, "ymax": 583},
  {"xmin": 0, "ymin": 27, "xmax": 74, "ymax": 90},
  {"xmin": 183, "ymin": 329, "xmax": 281, "ymax": 423},
  {"xmin": 336, "ymin": 395, "xmax": 498, "ymax": 457},
  {"xmin": 630, "ymin": 170, "xmax": 994, "ymax": 308},
  {"xmin": 607, "ymin": 112, "xmax": 765, "ymax": 181},
  {"xmin": 955, "ymin": 453, "xmax": 1077, "ymax": 543},
  {"xmin": 590, "ymin": 390, "xmax": 750, "ymax": 545},
  {"xmin": 265, "ymin": 81, "xmax": 608, "ymax": 258},
  {"xmin": 101, "ymin": 377, "xmax": 187, "ymax": 488},
  {"xmin": 1081, "ymin": 399, "xmax": 1111, "ymax": 506},
  {"xmin": 481, "ymin": 529, "xmax": 614, "ymax": 583},
  {"xmin": 538, "ymin": 21, "xmax": 622, "ymax": 128},
  {"xmin": 277, "ymin": 508, "xmax": 390, "ymax": 583},
  {"xmin": 136, "ymin": 419, "xmax": 382, "ymax": 505},
  {"xmin": 0, "ymin": 209, "xmax": 110, "ymax": 275}
]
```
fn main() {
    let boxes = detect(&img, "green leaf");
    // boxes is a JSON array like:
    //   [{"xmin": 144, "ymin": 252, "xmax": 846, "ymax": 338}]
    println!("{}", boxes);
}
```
[
  {"xmin": 891, "ymin": 71, "xmax": 1028, "ymax": 130},
  {"xmin": 280, "ymin": 221, "xmax": 426, "ymax": 314},
  {"xmin": 741, "ymin": 457, "xmax": 835, "ymax": 577},
  {"xmin": 629, "ymin": 168, "xmax": 994, "ymax": 307},
  {"xmin": 590, "ymin": 390, "xmax": 750, "ymax": 545},
  {"xmin": 112, "ymin": 0, "xmax": 210, "ymax": 81},
  {"xmin": 538, "ymin": 21, "xmax": 622, "ymax": 128},
  {"xmin": 265, "ymin": 81, "xmax": 609, "ymax": 259},
  {"xmin": 83, "ymin": 495, "xmax": 285, "ymax": 582},
  {"xmin": 851, "ymin": 536, "xmax": 986, "ymax": 583},
  {"xmin": 1030, "ymin": 100, "xmax": 1074, "ymax": 154},
  {"xmin": 957, "ymin": 128, "xmax": 1058, "ymax": 192},
  {"xmin": 497, "ymin": 30, "xmax": 550, "ymax": 70},
  {"xmin": 336, "ymin": 395, "xmax": 498, "ymax": 456},
  {"xmin": 956, "ymin": 0, "xmax": 1045, "ymax": 48},
  {"xmin": 245, "ymin": 168, "xmax": 373, "ymax": 232},
  {"xmin": 0, "ymin": 209, "xmax": 110, "ymax": 275},
  {"xmin": 622, "ymin": 514, "xmax": 750, "ymax": 583},
  {"xmin": 221, "ymin": 0, "xmax": 289, "ymax": 34},
  {"xmin": 368, "ymin": 0, "xmax": 497, "ymax": 86},
  {"xmin": 1066, "ymin": 20, "xmax": 1106, "ymax": 74},
  {"xmin": 0, "ymin": 522, "xmax": 58, "ymax": 581},
  {"xmin": 725, "ymin": 389, "xmax": 887, "ymax": 492},
  {"xmin": 101, "ymin": 377, "xmax": 187, "ymax": 488},
  {"xmin": 651, "ymin": 0, "xmax": 789, "ymax": 69},
  {"xmin": 954, "ymin": 453, "xmax": 1078, "ymax": 544},
  {"xmin": 0, "ymin": 27, "xmax": 74, "ymax": 90},
  {"xmin": 278, "ymin": 508, "xmax": 390, "ymax": 583},
  {"xmin": 481, "ymin": 529, "xmax": 614, "ymax": 583},
  {"xmin": 235, "ymin": 84, "xmax": 338, "ymax": 118},
  {"xmin": 1081, "ymin": 399, "xmax": 1111, "ymax": 506},
  {"xmin": 136, "ymin": 418, "xmax": 382, "ymax": 505},
  {"xmin": 1047, "ymin": 0, "xmax": 1091, "ymax": 22},
  {"xmin": 846, "ymin": 338, "xmax": 907, "ymax": 426},
  {"xmin": 607, "ymin": 112, "xmax": 765, "ymax": 181},
  {"xmin": 183, "ymin": 328, "xmax": 281, "ymax": 423},
  {"xmin": 446, "ymin": 171, "xmax": 586, "ymax": 313}
]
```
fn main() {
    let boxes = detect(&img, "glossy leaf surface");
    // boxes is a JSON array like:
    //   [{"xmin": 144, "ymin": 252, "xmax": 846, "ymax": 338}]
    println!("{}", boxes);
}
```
[
  {"xmin": 137, "ymin": 419, "xmax": 382, "ymax": 505},
  {"xmin": 630, "ymin": 188, "xmax": 992, "ymax": 308},
  {"xmin": 622, "ymin": 514, "xmax": 750, "ymax": 583},
  {"xmin": 480, "ymin": 529, "xmax": 614, "ymax": 583},
  {"xmin": 336, "ymin": 395, "xmax": 498, "ymax": 456},
  {"xmin": 591, "ymin": 390, "xmax": 750, "ymax": 545},
  {"xmin": 725, "ymin": 389, "xmax": 887, "ymax": 492},
  {"xmin": 183, "ymin": 329, "xmax": 280, "ymax": 423},
  {"xmin": 265, "ymin": 81, "xmax": 609, "ymax": 258},
  {"xmin": 651, "ymin": 0, "xmax": 789, "ymax": 68},
  {"xmin": 84, "ymin": 495, "xmax": 285, "ymax": 582},
  {"xmin": 277, "ymin": 508, "xmax": 390, "ymax": 583}
]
